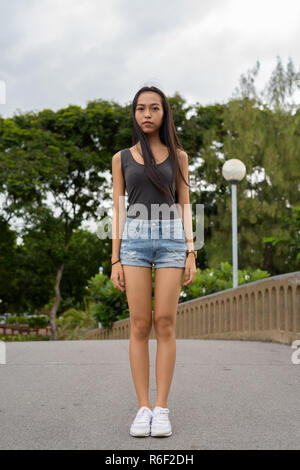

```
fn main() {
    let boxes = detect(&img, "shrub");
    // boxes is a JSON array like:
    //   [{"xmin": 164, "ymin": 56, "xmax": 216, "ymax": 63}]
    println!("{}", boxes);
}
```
[
  {"xmin": 55, "ymin": 307, "xmax": 98, "ymax": 340},
  {"xmin": 0, "ymin": 334, "xmax": 50, "ymax": 342},
  {"xmin": 86, "ymin": 273, "xmax": 130, "ymax": 329},
  {"xmin": 6, "ymin": 315, "xmax": 29, "ymax": 325},
  {"xmin": 180, "ymin": 261, "xmax": 270, "ymax": 301}
]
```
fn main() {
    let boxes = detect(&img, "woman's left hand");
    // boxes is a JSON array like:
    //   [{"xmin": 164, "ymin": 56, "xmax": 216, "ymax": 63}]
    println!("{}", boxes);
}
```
[{"xmin": 182, "ymin": 255, "xmax": 197, "ymax": 286}]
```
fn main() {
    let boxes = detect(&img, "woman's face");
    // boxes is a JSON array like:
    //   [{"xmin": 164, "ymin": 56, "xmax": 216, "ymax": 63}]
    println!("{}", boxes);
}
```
[{"xmin": 135, "ymin": 92, "xmax": 164, "ymax": 134}]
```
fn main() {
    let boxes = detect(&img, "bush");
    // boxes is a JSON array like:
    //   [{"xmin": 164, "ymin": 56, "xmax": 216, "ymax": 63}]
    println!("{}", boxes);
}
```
[
  {"xmin": 28, "ymin": 315, "xmax": 49, "ymax": 328},
  {"xmin": 5, "ymin": 314, "xmax": 49, "ymax": 328},
  {"xmin": 6, "ymin": 315, "xmax": 29, "ymax": 325},
  {"xmin": 55, "ymin": 307, "xmax": 98, "ymax": 340},
  {"xmin": 0, "ymin": 334, "xmax": 50, "ymax": 342},
  {"xmin": 180, "ymin": 261, "xmax": 270, "ymax": 301},
  {"xmin": 86, "ymin": 273, "xmax": 130, "ymax": 329}
]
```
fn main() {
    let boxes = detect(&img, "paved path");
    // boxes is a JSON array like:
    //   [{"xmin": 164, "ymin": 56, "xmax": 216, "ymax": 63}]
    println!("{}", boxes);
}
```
[{"xmin": 0, "ymin": 339, "xmax": 299, "ymax": 450}]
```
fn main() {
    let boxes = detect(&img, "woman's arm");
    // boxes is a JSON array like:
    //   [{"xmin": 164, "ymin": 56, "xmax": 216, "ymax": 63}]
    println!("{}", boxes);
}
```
[
  {"xmin": 176, "ymin": 150, "xmax": 194, "ymax": 251},
  {"xmin": 111, "ymin": 151, "xmax": 126, "ymax": 263}
]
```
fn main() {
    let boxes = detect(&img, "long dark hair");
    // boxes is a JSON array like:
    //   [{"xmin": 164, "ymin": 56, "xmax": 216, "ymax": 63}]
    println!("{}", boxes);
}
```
[{"xmin": 131, "ymin": 86, "xmax": 191, "ymax": 199}]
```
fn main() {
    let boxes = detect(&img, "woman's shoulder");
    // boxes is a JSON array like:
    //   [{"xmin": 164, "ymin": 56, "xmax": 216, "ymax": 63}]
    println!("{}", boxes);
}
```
[
  {"xmin": 112, "ymin": 148, "xmax": 127, "ymax": 162},
  {"xmin": 176, "ymin": 147, "xmax": 188, "ymax": 161}
]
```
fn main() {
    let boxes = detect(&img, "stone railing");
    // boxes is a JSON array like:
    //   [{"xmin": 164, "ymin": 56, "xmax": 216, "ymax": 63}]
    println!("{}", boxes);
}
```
[
  {"xmin": 0, "ymin": 324, "xmax": 51, "ymax": 337},
  {"xmin": 84, "ymin": 271, "xmax": 300, "ymax": 345}
]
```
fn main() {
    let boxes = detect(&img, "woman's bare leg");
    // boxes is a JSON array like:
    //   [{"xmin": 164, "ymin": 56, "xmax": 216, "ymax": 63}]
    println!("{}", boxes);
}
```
[
  {"xmin": 122, "ymin": 265, "xmax": 153, "ymax": 410},
  {"xmin": 153, "ymin": 267, "xmax": 185, "ymax": 408}
]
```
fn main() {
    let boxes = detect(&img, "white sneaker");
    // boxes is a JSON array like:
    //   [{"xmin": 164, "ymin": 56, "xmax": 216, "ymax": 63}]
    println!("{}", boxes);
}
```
[
  {"xmin": 129, "ymin": 406, "xmax": 153, "ymax": 437},
  {"xmin": 151, "ymin": 406, "xmax": 172, "ymax": 437}
]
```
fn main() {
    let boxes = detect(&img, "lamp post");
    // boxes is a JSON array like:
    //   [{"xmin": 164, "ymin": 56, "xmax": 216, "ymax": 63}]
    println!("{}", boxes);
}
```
[{"xmin": 222, "ymin": 159, "xmax": 246, "ymax": 288}]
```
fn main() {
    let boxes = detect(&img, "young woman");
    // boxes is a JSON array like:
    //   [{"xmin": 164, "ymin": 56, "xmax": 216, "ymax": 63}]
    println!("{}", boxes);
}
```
[{"xmin": 110, "ymin": 86, "xmax": 197, "ymax": 437}]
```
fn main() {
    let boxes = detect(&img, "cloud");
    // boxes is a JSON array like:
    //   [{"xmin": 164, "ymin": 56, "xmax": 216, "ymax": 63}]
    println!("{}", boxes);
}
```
[{"xmin": 0, "ymin": 0, "xmax": 299, "ymax": 118}]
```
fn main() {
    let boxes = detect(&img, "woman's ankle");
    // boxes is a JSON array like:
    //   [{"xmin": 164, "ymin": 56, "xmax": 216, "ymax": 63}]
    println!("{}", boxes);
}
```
[
  {"xmin": 138, "ymin": 402, "xmax": 152, "ymax": 409},
  {"xmin": 153, "ymin": 403, "xmax": 167, "ymax": 408}
]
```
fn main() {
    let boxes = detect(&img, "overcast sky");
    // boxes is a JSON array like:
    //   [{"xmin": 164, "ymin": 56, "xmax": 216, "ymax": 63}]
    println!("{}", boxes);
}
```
[{"xmin": 1, "ymin": 0, "xmax": 300, "ymax": 119}]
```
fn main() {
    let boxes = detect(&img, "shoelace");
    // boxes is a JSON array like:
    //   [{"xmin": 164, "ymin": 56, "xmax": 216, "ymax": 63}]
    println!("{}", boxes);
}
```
[
  {"xmin": 153, "ymin": 408, "xmax": 170, "ymax": 424},
  {"xmin": 135, "ymin": 408, "xmax": 152, "ymax": 424}
]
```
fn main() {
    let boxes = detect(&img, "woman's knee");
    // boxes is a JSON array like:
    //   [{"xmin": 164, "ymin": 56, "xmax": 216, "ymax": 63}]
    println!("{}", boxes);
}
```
[
  {"xmin": 130, "ymin": 317, "xmax": 152, "ymax": 339},
  {"xmin": 154, "ymin": 315, "xmax": 175, "ymax": 339}
]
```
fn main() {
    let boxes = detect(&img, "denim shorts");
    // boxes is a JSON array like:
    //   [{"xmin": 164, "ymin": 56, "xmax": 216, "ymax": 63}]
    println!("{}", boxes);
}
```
[{"xmin": 120, "ymin": 217, "xmax": 187, "ymax": 268}]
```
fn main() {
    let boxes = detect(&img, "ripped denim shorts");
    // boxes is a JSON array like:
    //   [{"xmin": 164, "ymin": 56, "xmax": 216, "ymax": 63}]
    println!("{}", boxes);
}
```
[{"xmin": 120, "ymin": 217, "xmax": 187, "ymax": 269}]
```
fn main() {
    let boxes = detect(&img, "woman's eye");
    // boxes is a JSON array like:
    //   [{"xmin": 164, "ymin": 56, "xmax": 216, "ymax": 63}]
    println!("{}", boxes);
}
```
[{"xmin": 137, "ymin": 107, "xmax": 159, "ymax": 111}]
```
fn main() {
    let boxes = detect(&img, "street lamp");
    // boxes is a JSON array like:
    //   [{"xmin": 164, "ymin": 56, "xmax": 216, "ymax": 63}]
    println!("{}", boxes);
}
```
[{"xmin": 222, "ymin": 159, "xmax": 246, "ymax": 288}]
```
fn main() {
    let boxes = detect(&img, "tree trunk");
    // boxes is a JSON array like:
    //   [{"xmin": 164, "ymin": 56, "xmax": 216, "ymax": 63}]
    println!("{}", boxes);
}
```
[
  {"xmin": 262, "ymin": 241, "xmax": 273, "ymax": 273},
  {"xmin": 49, "ymin": 263, "xmax": 65, "ymax": 340}
]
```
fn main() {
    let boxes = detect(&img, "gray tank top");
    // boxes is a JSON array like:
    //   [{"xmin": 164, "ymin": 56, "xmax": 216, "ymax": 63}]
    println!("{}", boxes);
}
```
[{"xmin": 121, "ymin": 148, "xmax": 180, "ymax": 220}]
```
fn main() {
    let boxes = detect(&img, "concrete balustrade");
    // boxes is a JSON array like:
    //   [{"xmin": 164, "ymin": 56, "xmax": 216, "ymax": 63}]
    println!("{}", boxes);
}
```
[
  {"xmin": 0, "ymin": 324, "xmax": 51, "ymax": 337},
  {"xmin": 84, "ymin": 271, "xmax": 300, "ymax": 345}
]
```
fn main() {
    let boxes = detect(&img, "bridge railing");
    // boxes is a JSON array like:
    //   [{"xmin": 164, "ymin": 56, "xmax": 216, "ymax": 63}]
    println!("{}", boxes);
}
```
[
  {"xmin": 0, "ymin": 324, "xmax": 51, "ymax": 337},
  {"xmin": 84, "ymin": 271, "xmax": 300, "ymax": 345}
]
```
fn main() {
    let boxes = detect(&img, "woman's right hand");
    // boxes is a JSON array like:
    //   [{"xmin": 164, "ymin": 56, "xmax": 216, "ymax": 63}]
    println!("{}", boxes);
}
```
[{"xmin": 111, "ymin": 262, "xmax": 126, "ymax": 292}]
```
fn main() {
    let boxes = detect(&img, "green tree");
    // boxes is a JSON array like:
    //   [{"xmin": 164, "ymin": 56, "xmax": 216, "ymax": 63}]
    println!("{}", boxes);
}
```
[
  {"xmin": 191, "ymin": 57, "xmax": 300, "ymax": 273},
  {"xmin": 0, "ymin": 101, "xmax": 124, "ymax": 338},
  {"xmin": 263, "ymin": 206, "xmax": 300, "ymax": 272},
  {"xmin": 0, "ymin": 216, "xmax": 22, "ymax": 314}
]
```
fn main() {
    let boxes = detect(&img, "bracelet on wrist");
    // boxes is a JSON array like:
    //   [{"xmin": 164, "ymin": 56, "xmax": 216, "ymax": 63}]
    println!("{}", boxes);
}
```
[
  {"xmin": 186, "ymin": 250, "xmax": 197, "ymax": 260},
  {"xmin": 111, "ymin": 259, "xmax": 121, "ymax": 266}
]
